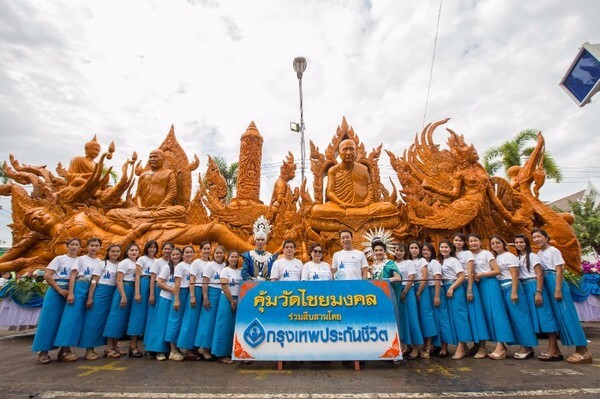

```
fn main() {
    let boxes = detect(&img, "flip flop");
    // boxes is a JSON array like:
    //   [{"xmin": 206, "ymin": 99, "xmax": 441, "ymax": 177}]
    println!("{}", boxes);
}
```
[{"xmin": 537, "ymin": 352, "xmax": 563, "ymax": 361}]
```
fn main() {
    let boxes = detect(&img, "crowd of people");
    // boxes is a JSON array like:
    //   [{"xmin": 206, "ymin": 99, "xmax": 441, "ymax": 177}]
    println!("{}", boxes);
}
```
[{"xmin": 30, "ymin": 226, "xmax": 592, "ymax": 366}]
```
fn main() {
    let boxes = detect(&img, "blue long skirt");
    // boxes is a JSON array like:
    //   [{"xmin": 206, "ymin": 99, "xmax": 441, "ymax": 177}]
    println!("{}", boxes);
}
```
[
  {"xmin": 32, "ymin": 280, "xmax": 68, "ymax": 352},
  {"xmin": 544, "ymin": 271, "xmax": 588, "ymax": 346},
  {"xmin": 498, "ymin": 280, "xmax": 538, "ymax": 347},
  {"xmin": 127, "ymin": 277, "xmax": 150, "ymax": 336},
  {"xmin": 211, "ymin": 293, "xmax": 237, "ymax": 357},
  {"xmin": 477, "ymin": 277, "xmax": 514, "ymax": 343},
  {"xmin": 415, "ymin": 283, "xmax": 438, "ymax": 339},
  {"xmin": 103, "ymin": 282, "xmax": 134, "ymax": 339},
  {"xmin": 443, "ymin": 283, "xmax": 472, "ymax": 344},
  {"xmin": 79, "ymin": 284, "xmax": 116, "ymax": 348},
  {"xmin": 194, "ymin": 287, "xmax": 222, "ymax": 349},
  {"xmin": 144, "ymin": 296, "xmax": 172, "ymax": 353},
  {"xmin": 143, "ymin": 284, "xmax": 161, "ymax": 341},
  {"xmin": 397, "ymin": 285, "xmax": 423, "ymax": 346},
  {"xmin": 462, "ymin": 281, "xmax": 490, "ymax": 343},
  {"xmin": 176, "ymin": 286, "xmax": 203, "ymax": 350},
  {"xmin": 431, "ymin": 284, "xmax": 454, "ymax": 346},
  {"xmin": 165, "ymin": 287, "xmax": 189, "ymax": 343},
  {"xmin": 521, "ymin": 278, "xmax": 558, "ymax": 334},
  {"xmin": 54, "ymin": 281, "xmax": 90, "ymax": 347}
]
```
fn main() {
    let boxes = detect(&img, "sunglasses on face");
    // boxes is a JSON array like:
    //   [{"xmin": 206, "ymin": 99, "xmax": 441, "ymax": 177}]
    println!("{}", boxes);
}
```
[{"xmin": 313, "ymin": 250, "xmax": 322, "ymax": 254}]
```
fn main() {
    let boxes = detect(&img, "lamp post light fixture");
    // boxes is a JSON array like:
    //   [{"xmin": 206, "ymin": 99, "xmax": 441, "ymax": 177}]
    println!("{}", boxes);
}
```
[{"xmin": 292, "ymin": 56, "xmax": 307, "ymax": 182}]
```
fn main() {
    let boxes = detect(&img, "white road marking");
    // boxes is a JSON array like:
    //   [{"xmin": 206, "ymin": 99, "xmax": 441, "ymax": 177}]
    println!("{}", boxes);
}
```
[{"xmin": 39, "ymin": 387, "xmax": 600, "ymax": 398}]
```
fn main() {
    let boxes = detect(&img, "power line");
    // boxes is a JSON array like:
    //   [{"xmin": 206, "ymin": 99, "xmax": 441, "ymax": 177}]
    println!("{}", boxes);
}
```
[{"xmin": 422, "ymin": 0, "xmax": 444, "ymax": 128}]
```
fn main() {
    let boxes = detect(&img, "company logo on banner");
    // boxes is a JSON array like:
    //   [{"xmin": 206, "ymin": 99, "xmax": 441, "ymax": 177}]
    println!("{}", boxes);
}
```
[{"xmin": 232, "ymin": 280, "xmax": 401, "ymax": 361}]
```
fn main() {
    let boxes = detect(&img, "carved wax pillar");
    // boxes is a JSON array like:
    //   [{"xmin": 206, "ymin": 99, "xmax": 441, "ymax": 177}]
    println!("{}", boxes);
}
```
[{"xmin": 236, "ymin": 121, "xmax": 263, "ymax": 203}]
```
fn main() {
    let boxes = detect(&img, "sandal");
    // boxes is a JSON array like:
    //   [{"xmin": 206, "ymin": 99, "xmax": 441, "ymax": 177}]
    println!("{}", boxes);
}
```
[
  {"xmin": 114, "ymin": 346, "xmax": 127, "ymax": 356},
  {"xmin": 566, "ymin": 352, "xmax": 592, "ymax": 364},
  {"xmin": 57, "ymin": 350, "xmax": 78, "ymax": 362},
  {"xmin": 84, "ymin": 352, "xmax": 101, "ymax": 361},
  {"xmin": 129, "ymin": 347, "xmax": 143, "ymax": 358},
  {"xmin": 38, "ymin": 352, "xmax": 51, "ymax": 365},
  {"xmin": 537, "ymin": 352, "xmax": 564, "ymax": 362},
  {"xmin": 473, "ymin": 348, "xmax": 488, "ymax": 359},
  {"xmin": 201, "ymin": 352, "xmax": 216, "ymax": 361},
  {"xmin": 105, "ymin": 349, "xmax": 121, "ymax": 359},
  {"xmin": 220, "ymin": 357, "xmax": 234, "ymax": 364},
  {"xmin": 419, "ymin": 349, "xmax": 430, "ymax": 359}
]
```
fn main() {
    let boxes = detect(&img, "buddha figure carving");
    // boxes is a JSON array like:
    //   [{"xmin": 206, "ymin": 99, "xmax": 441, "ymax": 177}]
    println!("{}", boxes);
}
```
[
  {"xmin": 107, "ymin": 149, "xmax": 185, "ymax": 227},
  {"xmin": 312, "ymin": 139, "xmax": 397, "ymax": 218},
  {"xmin": 67, "ymin": 136, "xmax": 101, "ymax": 187}
]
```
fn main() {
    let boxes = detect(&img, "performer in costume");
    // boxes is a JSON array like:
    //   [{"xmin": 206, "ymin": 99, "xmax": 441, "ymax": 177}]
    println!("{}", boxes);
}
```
[
  {"xmin": 80, "ymin": 244, "xmax": 120, "ymax": 359},
  {"xmin": 438, "ymin": 240, "xmax": 472, "ymax": 360},
  {"xmin": 301, "ymin": 243, "xmax": 332, "ymax": 281},
  {"xmin": 165, "ymin": 245, "xmax": 193, "ymax": 361},
  {"xmin": 212, "ymin": 250, "xmax": 244, "ymax": 363},
  {"xmin": 128, "ymin": 240, "xmax": 158, "ymax": 356},
  {"xmin": 468, "ymin": 233, "xmax": 514, "ymax": 359},
  {"xmin": 33, "ymin": 238, "xmax": 81, "ymax": 364},
  {"xmin": 194, "ymin": 245, "xmax": 226, "ymax": 359},
  {"xmin": 453, "ymin": 233, "xmax": 490, "ymax": 356},
  {"xmin": 144, "ymin": 247, "xmax": 180, "ymax": 361},
  {"xmin": 178, "ymin": 241, "xmax": 211, "ymax": 360},
  {"xmin": 489, "ymin": 235, "xmax": 538, "ymax": 360},
  {"xmin": 103, "ymin": 243, "xmax": 140, "ymax": 357},
  {"xmin": 532, "ymin": 229, "xmax": 593, "ymax": 364},
  {"xmin": 241, "ymin": 216, "xmax": 278, "ymax": 281},
  {"xmin": 409, "ymin": 241, "xmax": 437, "ymax": 359},
  {"xmin": 54, "ymin": 238, "xmax": 102, "ymax": 358},
  {"xmin": 514, "ymin": 234, "xmax": 558, "ymax": 359},
  {"xmin": 422, "ymin": 242, "xmax": 448, "ymax": 356},
  {"xmin": 394, "ymin": 243, "xmax": 423, "ymax": 360},
  {"xmin": 144, "ymin": 241, "xmax": 173, "ymax": 358},
  {"xmin": 270, "ymin": 240, "xmax": 303, "ymax": 281}
]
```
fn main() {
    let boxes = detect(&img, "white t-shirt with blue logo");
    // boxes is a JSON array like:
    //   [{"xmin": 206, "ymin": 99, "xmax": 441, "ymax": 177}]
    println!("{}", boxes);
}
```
[
  {"xmin": 220, "ymin": 267, "xmax": 243, "ymax": 297},
  {"xmin": 93, "ymin": 260, "xmax": 118, "ymax": 286},
  {"xmin": 47, "ymin": 254, "xmax": 78, "ymax": 280},
  {"xmin": 270, "ymin": 258, "xmax": 303, "ymax": 281},
  {"xmin": 174, "ymin": 262, "xmax": 192, "ymax": 288},
  {"xmin": 331, "ymin": 249, "xmax": 368, "ymax": 280},
  {"xmin": 301, "ymin": 261, "xmax": 332, "ymax": 281},
  {"xmin": 74, "ymin": 255, "xmax": 98, "ymax": 279},
  {"xmin": 158, "ymin": 264, "xmax": 175, "ymax": 300},
  {"xmin": 136, "ymin": 255, "xmax": 155, "ymax": 276},
  {"xmin": 203, "ymin": 261, "xmax": 225, "ymax": 289}
]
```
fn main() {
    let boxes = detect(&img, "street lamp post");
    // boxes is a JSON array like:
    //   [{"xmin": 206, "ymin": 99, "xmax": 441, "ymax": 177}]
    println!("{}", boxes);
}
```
[{"xmin": 293, "ymin": 57, "xmax": 307, "ymax": 182}]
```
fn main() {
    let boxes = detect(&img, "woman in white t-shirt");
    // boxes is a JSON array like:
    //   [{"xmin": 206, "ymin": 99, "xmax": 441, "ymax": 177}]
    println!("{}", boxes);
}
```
[
  {"xmin": 144, "ymin": 241, "xmax": 173, "ymax": 354},
  {"xmin": 79, "ymin": 244, "xmax": 121, "ymax": 359},
  {"xmin": 212, "ymin": 250, "xmax": 244, "ymax": 363},
  {"xmin": 164, "ymin": 245, "xmax": 194, "ymax": 361},
  {"xmin": 468, "ymin": 233, "xmax": 514, "ymax": 359},
  {"xmin": 32, "ymin": 238, "xmax": 81, "ymax": 364},
  {"xmin": 439, "ymin": 240, "xmax": 471, "ymax": 360},
  {"xmin": 127, "ymin": 240, "xmax": 158, "ymax": 356},
  {"xmin": 301, "ymin": 244, "xmax": 332, "ymax": 281},
  {"xmin": 194, "ymin": 245, "xmax": 226, "ymax": 359},
  {"xmin": 55, "ymin": 238, "xmax": 102, "ymax": 359},
  {"xmin": 103, "ymin": 243, "xmax": 140, "ymax": 357},
  {"xmin": 532, "ymin": 228, "xmax": 592, "ymax": 364},
  {"xmin": 422, "ymin": 242, "xmax": 446, "ymax": 357},
  {"xmin": 514, "ymin": 234, "xmax": 558, "ymax": 359},
  {"xmin": 453, "ymin": 233, "xmax": 490, "ymax": 356},
  {"xmin": 409, "ymin": 241, "xmax": 437, "ymax": 358},
  {"xmin": 144, "ymin": 247, "xmax": 181, "ymax": 361},
  {"xmin": 489, "ymin": 235, "xmax": 538, "ymax": 360},
  {"xmin": 177, "ymin": 241, "xmax": 211, "ymax": 360}
]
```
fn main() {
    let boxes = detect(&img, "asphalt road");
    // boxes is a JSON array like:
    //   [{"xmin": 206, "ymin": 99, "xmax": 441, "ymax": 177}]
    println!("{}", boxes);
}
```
[{"xmin": 1, "ymin": 323, "xmax": 599, "ymax": 399}]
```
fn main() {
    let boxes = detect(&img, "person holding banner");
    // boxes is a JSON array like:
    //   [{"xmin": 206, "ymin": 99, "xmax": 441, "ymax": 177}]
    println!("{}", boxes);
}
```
[
  {"xmin": 331, "ymin": 229, "xmax": 368, "ymax": 280},
  {"xmin": 301, "ymin": 244, "xmax": 332, "ymax": 281},
  {"xmin": 212, "ymin": 250, "xmax": 243, "ymax": 363},
  {"xmin": 270, "ymin": 240, "xmax": 303, "ymax": 281}
]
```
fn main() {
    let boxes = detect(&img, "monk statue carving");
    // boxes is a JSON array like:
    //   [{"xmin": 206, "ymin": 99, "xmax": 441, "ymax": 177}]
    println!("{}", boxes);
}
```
[
  {"xmin": 107, "ymin": 149, "xmax": 186, "ymax": 228},
  {"xmin": 67, "ymin": 136, "xmax": 101, "ymax": 187}
]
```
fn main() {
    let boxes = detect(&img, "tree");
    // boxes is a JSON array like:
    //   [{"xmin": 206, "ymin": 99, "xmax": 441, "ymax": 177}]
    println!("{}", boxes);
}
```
[
  {"xmin": 482, "ymin": 129, "xmax": 563, "ymax": 182},
  {"xmin": 211, "ymin": 156, "xmax": 239, "ymax": 203},
  {"xmin": 0, "ymin": 164, "xmax": 8, "ymax": 184},
  {"xmin": 571, "ymin": 197, "xmax": 600, "ymax": 255}
]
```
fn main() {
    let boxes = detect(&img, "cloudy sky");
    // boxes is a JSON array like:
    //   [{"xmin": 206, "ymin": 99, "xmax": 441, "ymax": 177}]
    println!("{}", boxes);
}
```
[{"xmin": 1, "ymin": 0, "xmax": 599, "ymax": 244}]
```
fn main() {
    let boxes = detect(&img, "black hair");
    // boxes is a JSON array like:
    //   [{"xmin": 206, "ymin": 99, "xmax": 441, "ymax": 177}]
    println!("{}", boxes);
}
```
[
  {"xmin": 489, "ymin": 234, "xmax": 509, "ymax": 256},
  {"xmin": 339, "ymin": 229, "xmax": 353, "ymax": 238},
  {"xmin": 104, "ymin": 244, "xmax": 122, "ymax": 261},
  {"xmin": 408, "ymin": 241, "xmax": 422, "ymax": 260},
  {"xmin": 143, "ymin": 240, "xmax": 159, "ymax": 257},
  {"xmin": 421, "ymin": 242, "xmax": 436, "ymax": 261},
  {"xmin": 514, "ymin": 234, "xmax": 533, "ymax": 272},
  {"xmin": 438, "ymin": 239, "xmax": 456, "ymax": 261}
]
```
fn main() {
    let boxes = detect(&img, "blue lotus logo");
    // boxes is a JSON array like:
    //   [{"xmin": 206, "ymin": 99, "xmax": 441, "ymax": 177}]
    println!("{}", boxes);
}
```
[{"xmin": 243, "ymin": 318, "xmax": 265, "ymax": 348}]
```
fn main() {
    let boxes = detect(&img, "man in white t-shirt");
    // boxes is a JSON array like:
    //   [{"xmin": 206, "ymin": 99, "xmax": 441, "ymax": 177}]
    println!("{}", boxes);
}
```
[
  {"xmin": 270, "ymin": 240, "xmax": 303, "ymax": 281},
  {"xmin": 331, "ymin": 229, "xmax": 368, "ymax": 280}
]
